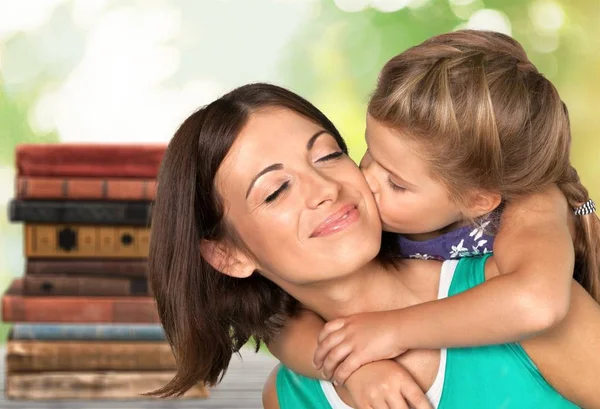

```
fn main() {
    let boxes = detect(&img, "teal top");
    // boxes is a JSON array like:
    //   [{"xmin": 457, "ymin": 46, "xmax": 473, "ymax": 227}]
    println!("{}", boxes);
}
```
[{"xmin": 276, "ymin": 255, "xmax": 579, "ymax": 409}]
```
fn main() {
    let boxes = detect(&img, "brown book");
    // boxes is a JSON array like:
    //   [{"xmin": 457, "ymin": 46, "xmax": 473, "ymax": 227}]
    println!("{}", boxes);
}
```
[
  {"xmin": 25, "ymin": 224, "xmax": 150, "ymax": 259},
  {"xmin": 26, "ymin": 259, "xmax": 148, "ymax": 279},
  {"xmin": 16, "ymin": 176, "xmax": 157, "ymax": 201},
  {"xmin": 5, "ymin": 371, "xmax": 209, "ymax": 400},
  {"xmin": 23, "ymin": 275, "xmax": 149, "ymax": 297},
  {"xmin": 6, "ymin": 340, "xmax": 175, "ymax": 372},
  {"xmin": 16, "ymin": 144, "xmax": 166, "ymax": 178},
  {"xmin": 2, "ymin": 279, "xmax": 159, "ymax": 323}
]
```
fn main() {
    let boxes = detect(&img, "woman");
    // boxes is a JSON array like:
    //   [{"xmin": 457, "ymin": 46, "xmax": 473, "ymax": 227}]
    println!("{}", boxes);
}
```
[{"xmin": 148, "ymin": 83, "xmax": 600, "ymax": 408}]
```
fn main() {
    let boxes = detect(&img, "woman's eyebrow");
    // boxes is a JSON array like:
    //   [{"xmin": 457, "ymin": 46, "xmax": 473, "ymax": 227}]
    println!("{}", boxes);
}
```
[
  {"xmin": 246, "ymin": 163, "xmax": 283, "ymax": 198},
  {"xmin": 306, "ymin": 130, "xmax": 329, "ymax": 150},
  {"xmin": 245, "ymin": 130, "xmax": 330, "ymax": 199}
]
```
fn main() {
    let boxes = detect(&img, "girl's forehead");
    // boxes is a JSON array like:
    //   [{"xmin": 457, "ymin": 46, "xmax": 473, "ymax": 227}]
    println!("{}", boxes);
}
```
[{"xmin": 366, "ymin": 119, "xmax": 430, "ymax": 180}]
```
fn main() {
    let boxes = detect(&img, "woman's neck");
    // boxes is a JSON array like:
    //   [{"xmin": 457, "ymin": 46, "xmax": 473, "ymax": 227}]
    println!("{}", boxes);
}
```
[{"xmin": 289, "ymin": 259, "xmax": 442, "ymax": 321}]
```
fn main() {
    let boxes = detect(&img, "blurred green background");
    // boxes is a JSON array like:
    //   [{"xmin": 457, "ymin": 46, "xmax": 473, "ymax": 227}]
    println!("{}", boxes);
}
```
[{"xmin": 1, "ymin": 0, "xmax": 598, "ymax": 341}]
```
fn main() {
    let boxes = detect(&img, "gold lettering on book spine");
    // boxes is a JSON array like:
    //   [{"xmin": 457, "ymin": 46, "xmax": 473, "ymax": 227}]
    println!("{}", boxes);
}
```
[{"xmin": 25, "ymin": 224, "xmax": 150, "ymax": 258}]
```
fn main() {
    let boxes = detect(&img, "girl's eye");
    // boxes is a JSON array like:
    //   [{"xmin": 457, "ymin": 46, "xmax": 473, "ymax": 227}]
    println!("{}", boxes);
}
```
[
  {"xmin": 387, "ymin": 177, "xmax": 406, "ymax": 192},
  {"xmin": 316, "ymin": 151, "xmax": 344, "ymax": 163},
  {"xmin": 265, "ymin": 181, "xmax": 290, "ymax": 203}
]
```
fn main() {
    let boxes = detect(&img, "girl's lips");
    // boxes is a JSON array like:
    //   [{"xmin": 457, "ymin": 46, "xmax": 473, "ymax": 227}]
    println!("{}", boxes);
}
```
[{"xmin": 310, "ymin": 204, "xmax": 359, "ymax": 238}]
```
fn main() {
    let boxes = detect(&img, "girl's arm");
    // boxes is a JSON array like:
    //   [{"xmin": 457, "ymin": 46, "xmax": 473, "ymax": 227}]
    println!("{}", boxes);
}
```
[
  {"xmin": 314, "ymin": 184, "xmax": 575, "ymax": 384},
  {"xmin": 267, "ymin": 308, "xmax": 433, "ymax": 409}
]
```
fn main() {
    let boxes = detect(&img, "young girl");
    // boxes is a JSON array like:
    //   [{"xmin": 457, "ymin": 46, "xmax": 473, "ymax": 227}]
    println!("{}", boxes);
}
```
[{"xmin": 266, "ymin": 30, "xmax": 600, "ymax": 407}]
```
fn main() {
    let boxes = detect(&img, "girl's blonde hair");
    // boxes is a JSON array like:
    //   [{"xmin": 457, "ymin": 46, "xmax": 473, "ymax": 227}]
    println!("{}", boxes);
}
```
[{"xmin": 368, "ymin": 30, "xmax": 600, "ymax": 301}]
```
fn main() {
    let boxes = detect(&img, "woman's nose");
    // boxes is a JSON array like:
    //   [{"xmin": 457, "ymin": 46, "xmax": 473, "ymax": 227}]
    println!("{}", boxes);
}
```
[{"xmin": 305, "ymin": 172, "xmax": 342, "ymax": 209}]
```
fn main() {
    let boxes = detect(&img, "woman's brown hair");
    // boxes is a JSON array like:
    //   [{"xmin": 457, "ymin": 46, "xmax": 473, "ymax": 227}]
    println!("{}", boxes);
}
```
[
  {"xmin": 147, "ymin": 83, "xmax": 348, "ymax": 397},
  {"xmin": 369, "ymin": 30, "xmax": 600, "ymax": 302}
]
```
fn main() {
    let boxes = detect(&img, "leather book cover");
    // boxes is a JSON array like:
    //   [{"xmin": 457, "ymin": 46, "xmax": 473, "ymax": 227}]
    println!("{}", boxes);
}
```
[
  {"xmin": 23, "ymin": 275, "xmax": 149, "ymax": 297},
  {"xmin": 2, "ymin": 279, "xmax": 159, "ymax": 323},
  {"xmin": 11, "ymin": 323, "xmax": 166, "ymax": 341},
  {"xmin": 10, "ymin": 200, "xmax": 152, "ymax": 226},
  {"xmin": 16, "ymin": 176, "xmax": 157, "ymax": 201},
  {"xmin": 25, "ymin": 224, "xmax": 150, "ymax": 258},
  {"xmin": 6, "ymin": 340, "xmax": 175, "ymax": 372},
  {"xmin": 16, "ymin": 144, "xmax": 166, "ymax": 178},
  {"xmin": 26, "ymin": 259, "xmax": 148, "ymax": 278},
  {"xmin": 6, "ymin": 371, "xmax": 209, "ymax": 400}
]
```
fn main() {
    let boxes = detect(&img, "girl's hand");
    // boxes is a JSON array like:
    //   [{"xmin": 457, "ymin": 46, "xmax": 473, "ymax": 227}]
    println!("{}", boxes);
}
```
[
  {"xmin": 314, "ymin": 311, "xmax": 408, "ymax": 385},
  {"xmin": 343, "ymin": 360, "xmax": 432, "ymax": 409}
]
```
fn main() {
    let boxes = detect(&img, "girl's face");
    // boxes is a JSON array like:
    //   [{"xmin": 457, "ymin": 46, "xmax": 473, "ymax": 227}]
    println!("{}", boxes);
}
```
[
  {"xmin": 360, "ymin": 114, "xmax": 464, "ymax": 239},
  {"xmin": 215, "ymin": 107, "xmax": 382, "ymax": 287}
]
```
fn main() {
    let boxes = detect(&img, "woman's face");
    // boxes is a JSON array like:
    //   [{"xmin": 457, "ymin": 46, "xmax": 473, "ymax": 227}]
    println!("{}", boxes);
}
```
[{"xmin": 215, "ymin": 107, "xmax": 382, "ymax": 286}]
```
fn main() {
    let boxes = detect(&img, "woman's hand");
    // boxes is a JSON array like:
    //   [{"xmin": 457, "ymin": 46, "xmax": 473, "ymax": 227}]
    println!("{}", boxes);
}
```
[
  {"xmin": 314, "ymin": 311, "xmax": 407, "ymax": 385},
  {"xmin": 343, "ymin": 360, "xmax": 432, "ymax": 409}
]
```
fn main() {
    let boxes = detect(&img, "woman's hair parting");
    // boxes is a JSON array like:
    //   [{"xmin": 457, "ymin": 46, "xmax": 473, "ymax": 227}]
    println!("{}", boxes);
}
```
[
  {"xmin": 147, "ymin": 83, "xmax": 348, "ymax": 397},
  {"xmin": 369, "ymin": 29, "xmax": 600, "ymax": 301}
]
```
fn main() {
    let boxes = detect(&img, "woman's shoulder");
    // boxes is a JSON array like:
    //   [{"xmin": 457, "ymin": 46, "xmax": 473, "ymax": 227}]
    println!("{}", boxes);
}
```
[
  {"xmin": 521, "ymin": 280, "xmax": 600, "ymax": 408},
  {"xmin": 262, "ymin": 364, "xmax": 281, "ymax": 409},
  {"xmin": 443, "ymin": 254, "xmax": 499, "ymax": 284},
  {"xmin": 483, "ymin": 255, "xmax": 499, "ymax": 280}
]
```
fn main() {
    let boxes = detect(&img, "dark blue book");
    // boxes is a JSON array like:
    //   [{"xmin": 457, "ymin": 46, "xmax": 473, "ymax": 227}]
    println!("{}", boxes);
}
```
[
  {"xmin": 11, "ymin": 324, "xmax": 166, "ymax": 341},
  {"xmin": 8, "ymin": 200, "xmax": 152, "ymax": 226}
]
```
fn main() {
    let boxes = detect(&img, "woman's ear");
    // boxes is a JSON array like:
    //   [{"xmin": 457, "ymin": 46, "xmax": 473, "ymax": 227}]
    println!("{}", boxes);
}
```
[
  {"xmin": 199, "ymin": 239, "xmax": 256, "ymax": 278},
  {"xmin": 464, "ymin": 190, "xmax": 502, "ymax": 219}
]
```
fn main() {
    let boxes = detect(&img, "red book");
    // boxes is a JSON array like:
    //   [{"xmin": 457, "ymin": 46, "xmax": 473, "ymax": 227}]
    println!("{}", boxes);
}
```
[
  {"xmin": 16, "ymin": 144, "xmax": 166, "ymax": 178},
  {"xmin": 2, "ymin": 279, "xmax": 159, "ymax": 323},
  {"xmin": 16, "ymin": 176, "xmax": 157, "ymax": 201}
]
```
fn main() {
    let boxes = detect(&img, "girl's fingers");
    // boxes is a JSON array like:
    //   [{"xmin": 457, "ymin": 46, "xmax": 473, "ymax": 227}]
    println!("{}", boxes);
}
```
[
  {"xmin": 313, "ymin": 329, "xmax": 346, "ymax": 368},
  {"xmin": 321, "ymin": 343, "xmax": 353, "ymax": 380},
  {"xmin": 318, "ymin": 318, "xmax": 346, "ymax": 343}
]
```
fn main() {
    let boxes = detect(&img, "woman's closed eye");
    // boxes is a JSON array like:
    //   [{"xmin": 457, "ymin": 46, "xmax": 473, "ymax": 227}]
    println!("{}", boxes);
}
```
[
  {"xmin": 263, "ymin": 151, "xmax": 343, "ymax": 204},
  {"xmin": 265, "ymin": 181, "xmax": 290, "ymax": 203},
  {"xmin": 316, "ymin": 151, "xmax": 344, "ymax": 163}
]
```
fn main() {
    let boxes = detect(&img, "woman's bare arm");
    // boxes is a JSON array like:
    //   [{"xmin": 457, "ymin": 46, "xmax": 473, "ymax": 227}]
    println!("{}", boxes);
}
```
[{"xmin": 521, "ymin": 280, "xmax": 600, "ymax": 408}]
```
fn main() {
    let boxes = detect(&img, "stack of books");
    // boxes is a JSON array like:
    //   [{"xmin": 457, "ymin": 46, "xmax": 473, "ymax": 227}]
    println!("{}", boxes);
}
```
[{"xmin": 1, "ymin": 144, "xmax": 209, "ymax": 400}]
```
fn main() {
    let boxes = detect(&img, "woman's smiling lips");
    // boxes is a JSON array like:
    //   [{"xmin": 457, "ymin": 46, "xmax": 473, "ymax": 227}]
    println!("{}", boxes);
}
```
[{"xmin": 310, "ymin": 204, "xmax": 360, "ymax": 238}]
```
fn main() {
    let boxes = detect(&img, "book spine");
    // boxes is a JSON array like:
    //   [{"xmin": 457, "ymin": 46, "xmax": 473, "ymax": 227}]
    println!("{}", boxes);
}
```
[
  {"xmin": 6, "ymin": 341, "xmax": 176, "ymax": 372},
  {"xmin": 16, "ymin": 176, "xmax": 157, "ymax": 201},
  {"xmin": 25, "ymin": 224, "xmax": 150, "ymax": 259},
  {"xmin": 16, "ymin": 144, "xmax": 166, "ymax": 178},
  {"xmin": 11, "ymin": 324, "xmax": 166, "ymax": 341},
  {"xmin": 23, "ymin": 275, "xmax": 149, "ymax": 297},
  {"xmin": 6, "ymin": 372, "xmax": 209, "ymax": 399},
  {"xmin": 26, "ymin": 259, "xmax": 148, "ymax": 278},
  {"xmin": 10, "ymin": 200, "xmax": 152, "ymax": 226},
  {"xmin": 2, "ymin": 288, "xmax": 159, "ymax": 324}
]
